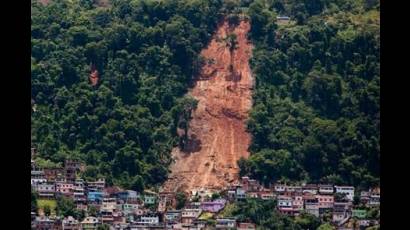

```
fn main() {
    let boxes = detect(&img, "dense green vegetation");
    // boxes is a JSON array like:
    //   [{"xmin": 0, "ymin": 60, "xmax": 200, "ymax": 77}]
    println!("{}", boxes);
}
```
[
  {"xmin": 31, "ymin": 0, "xmax": 225, "ymax": 189},
  {"xmin": 239, "ymin": 0, "xmax": 380, "ymax": 190},
  {"xmin": 175, "ymin": 191, "xmax": 188, "ymax": 209},
  {"xmin": 32, "ymin": 0, "xmax": 379, "ymax": 192},
  {"xmin": 56, "ymin": 196, "xmax": 86, "ymax": 219},
  {"xmin": 31, "ymin": 190, "xmax": 38, "ymax": 214}
]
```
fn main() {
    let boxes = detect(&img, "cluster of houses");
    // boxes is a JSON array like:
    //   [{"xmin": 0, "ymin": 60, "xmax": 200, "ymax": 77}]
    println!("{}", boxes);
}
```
[
  {"xmin": 225, "ymin": 177, "xmax": 380, "ymax": 228},
  {"xmin": 31, "ymin": 153, "xmax": 379, "ymax": 230}
]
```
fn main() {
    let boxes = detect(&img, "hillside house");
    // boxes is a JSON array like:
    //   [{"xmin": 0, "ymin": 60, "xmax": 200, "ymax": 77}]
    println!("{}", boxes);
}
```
[
  {"xmin": 274, "ymin": 184, "xmax": 286, "ymax": 193},
  {"xmin": 86, "ymin": 178, "xmax": 105, "ymax": 192},
  {"xmin": 62, "ymin": 216, "xmax": 80, "ymax": 230},
  {"xmin": 286, "ymin": 186, "xmax": 303, "ymax": 196},
  {"xmin": 335, "ymin": 186, "xmax": 355, "ymax": 201},
  {"xmin": 200, "ymin": 199, "xmax": 226, "ymax": 213},
  {"xmin": 159, "ymin": 192, "xmax": 176, "ymax": 207},
  {"xmin": 73, "ymin": 179, "xmax": 86, "ymax": 203},
  {"xmin": 237, "ymin": 222, "xmax": 256, "ymax": 230},
  {"xmin": 157, "ymin": 199, "xmax": 167, "ymax": 213},
  {"xmin": 165, "ymin": 210, "xmax": 182, "ymax": 223},
  {"xmin": 64, "ymin": 159, "xmax": 81, "ymax": 182},
  {"xmin": 181, "ymin": 208, "xmax": 202, "ymax": 224},
  {"xmin": 121, "ymin": 203, "xmax": 140, "ymax": 216},
  {"xmin": 304, "ymin": 195, "xmax": 319, "ymax": 217},
  {"xmin": 102, "ymin": 198, "xmax": 117, "ymax": 212},
  {"xmin": 332, "ymin": 202, "xmax": 351, "ymax": 224},
  {"xmin": 316, "ymin": 195, "xmax": 334, "ymax": 209},
  {"xmin": 358, "ymin": 219, "xmax": 371, "ymax": 228},
  {"xmin": 73, "ymin": 187, "xmax": 86, "ymax": 203},
  {"xmin": 43, "ymin": 168, "xmax": 64, "ymax": 182},
  {"xmin": 227, "ymin": 189, "xmax": 236, "ymax": 200},
  {"xmin": 319, "ymin": 185, "xmax": 334, "ymax": 194},
  {"xmin": 31, "ymin": 170, "xmax": 47, "ymax": 185},
  {"xmin": 278, "ymin": 196, "xmax": 294, "ymax": 215},
  {"xmin": 103, "ymin": 186, "xmax": 122, "ymax": 199},
  {"xmin": 276, "ymin": 16, "xmax": 290, "ymax": 20},
  {"xmin": 246, "ymin": 191, "xmax": 258, "ymax": 198},
  {"xmin": 88, "ymin": 191, "xmax": 103, "ymax": 203},
  {"xmin": 369, "ymin": 195, "xmax": 380, "ymax": 206},
  {"xmin": 101, "ymin": 210, "xmax": 114, "ymax": 224},
  {"xmin": 192, "ymin": 220, "xmax": 207, "ymax": 229},
  {"xmin": 135, "ymin": 215, "xmax": 160, "ymax": 226},
  {"xmin": 116, "ymin": 190, "xmax": 139, "ymax": 202},
  {"xmin": 369, "ymin": 188, "xmax": 380, "ymax": 206},
  {"xmin": 33, "ymin": 183, "xmax": 55, "ymax": 199},
  {"xmin": 259, "ymin": 189, "xmax": 275, "ymax": 200},
  {"xmin": 303, "ymin": 184, "xmax": 318, "ymax": 195},
  {"xmin": 81, "ymin": 216, "xmax": 100, "ymax": 230},
  {"xmin": 241, "ymin": 177, "xmax": 260, "ymax": 192},
  {"xmin": 292, "ymin": 196, "xmax": 304, "ymax": 211},
  {"xmin": 144, "ymin": 194, "xmax": 157, "ymax": 205},
  {"xmin": 236, "ymin": 186, "xmax": 246, "ymax": 200},
  {"xmin": 74, "ymin": 178, "xmax": 85, "ymax": 189},
  {"xmin": 352, "ymin": 209, "xmax": 367, "ymax": 219},
  {"xmin": 33, "ymin": 216, "xmax": 62, "ymax": 230},
  {"xmin": 113, "ymin": 223, "xmax": 130, "ymax": 229},
  {"xmin": 186, "ymin": 201, "xmax": 201, "ymax": 209},
  {"xmin": 216, "ymin": 218, "xmax": 236, "ymax": 229},
  {"xmin": 31, "ymin": 147, "xmax": 37, "ymax": 158},
  {"xmin": 113, "ymin": 212, "xmax": 127, "ymax": 223},
  {"xmin": 56, "ymin": 181, "xmax": 74, "ymax": 197},
  {"xmin": 360, "ymin": 191, "xmax": 370, "ymax": 205}
]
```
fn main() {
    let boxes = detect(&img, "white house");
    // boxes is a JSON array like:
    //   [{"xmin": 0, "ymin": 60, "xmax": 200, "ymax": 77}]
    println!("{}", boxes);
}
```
[
  {"xmin": 319, "ymin": 185, "xmax": 334, "ymax": 194},
  {"xmin": 274, "ymin": 184, "xmax": 286, "ymax": 193},
  {"xmin": 335, "ymin": 186, "xmax": 355, "ymax": 201},
  {"xmin": 216, "ymin": 218, "xmax": 236, "ymax": 229}
]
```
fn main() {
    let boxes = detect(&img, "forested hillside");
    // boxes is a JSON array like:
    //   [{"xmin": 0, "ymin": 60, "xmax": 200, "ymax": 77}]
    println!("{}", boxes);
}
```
[
  {"xmin": 239, "ymin": 0, "xmax": 380, "ymax": 189},
  {"xmin": 31, "ymin": 0, "xmax": 226, "ymax": 190},
  {"xmin": 31, "ymin": 0, "xmax": 380, "ymax": 193}
]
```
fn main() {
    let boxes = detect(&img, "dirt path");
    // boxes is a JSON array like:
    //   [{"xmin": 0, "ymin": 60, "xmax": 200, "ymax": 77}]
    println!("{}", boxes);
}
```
[{"xmin": 162, "ymin": 19, "xmax": 253, "ymax": 193}]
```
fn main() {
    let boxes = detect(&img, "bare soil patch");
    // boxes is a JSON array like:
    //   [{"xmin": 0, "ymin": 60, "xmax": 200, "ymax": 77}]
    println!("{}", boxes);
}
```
[{"xmin": 162, "ymin": 19, "xmax": 253, "ymax": 193}]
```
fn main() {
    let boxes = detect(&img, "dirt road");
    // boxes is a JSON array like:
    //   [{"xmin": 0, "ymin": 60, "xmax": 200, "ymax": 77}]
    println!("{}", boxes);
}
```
[{"xmin": 162, "ymin": 19, "xmax": 253, "ymax": 193}]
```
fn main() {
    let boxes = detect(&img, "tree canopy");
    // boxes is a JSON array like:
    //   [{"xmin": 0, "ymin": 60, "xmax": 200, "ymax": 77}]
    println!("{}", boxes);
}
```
[
  {"xmin": 240, "ymin": 0, "xmax": 379, "ymax": 190},
  {"xmin": 31, "ymin": 0, "xmax": 224, "ymax": 189}
]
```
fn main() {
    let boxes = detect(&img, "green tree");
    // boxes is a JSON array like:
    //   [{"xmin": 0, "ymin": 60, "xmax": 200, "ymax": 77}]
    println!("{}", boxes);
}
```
[
  {"xmin": 56, "ymin": 196, "xmax": 76, "ymax": 217},
  {"xmin": 88, "ymin": 205, "xmax": 99, "ymax": 217},
  {"xmin": 31, "ymin": 190, "xmax": 38, "ymax": 214},
  {"xmin": 131, "ymin": 175, "xmax": 145, "ymax": 192},
  {"xmin": 317, "ymin": 223, "xmax": 335, "ymax": 230},
  {"xmin": 176, "ymin": 192, "xmax": 187, "ymax": 210},
  {"xmin": 43, "ymin": 205, "xmax": 51, "ymax": 216},
  {"xmin": 97, "ymin": 224, "xmax": 110, "ymax": 230},
  {"xmin": 294, "ymin": 212, "xmax": 321, "ymax": 230},
  {"xmin": 211, "ymin": 192, "xmax": 221, "ymax": 200},
  {"xmin": 176, "ymin": 96, "xmax": 198, "ymax": 150}
]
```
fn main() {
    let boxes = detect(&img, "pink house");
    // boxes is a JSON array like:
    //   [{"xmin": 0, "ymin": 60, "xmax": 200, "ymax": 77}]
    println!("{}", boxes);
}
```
[
  {"xmin": 238, "ymin": 222, "xmax": 256, "ymax": 230},
  {"xmin": 292, "ymin": 196, "xmax": 304, "ymax": 211},
  {"xmin": 316, "ymin": 195, "xmax": 334, "ymax": 209},
  {"xmin": 56, "ymin": 181, "xmax": 74, "ymax": 196}
]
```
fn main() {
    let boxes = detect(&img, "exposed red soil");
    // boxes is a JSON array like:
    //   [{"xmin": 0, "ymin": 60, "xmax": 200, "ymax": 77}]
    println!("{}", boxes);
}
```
[
  {"xmin": 89, "ymin": 64, "xmax": 99, "ymax": 86},
  {"xmin": 38, "ymin": 0, "xmax": 50, "ymax": 6},
  {"xmin": 89, "ymin": 70, "xmax": 99, "ymax": 86},
  {"xmin": 162, "ymin": 19, "xmax": 253, "ymax": 193}
]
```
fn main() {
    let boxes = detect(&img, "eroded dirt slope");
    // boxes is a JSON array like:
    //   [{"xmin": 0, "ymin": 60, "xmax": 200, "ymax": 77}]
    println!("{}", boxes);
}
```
[{"xmin": 162, "ymin": 19, "xmax": 253, "ymax": 193}]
